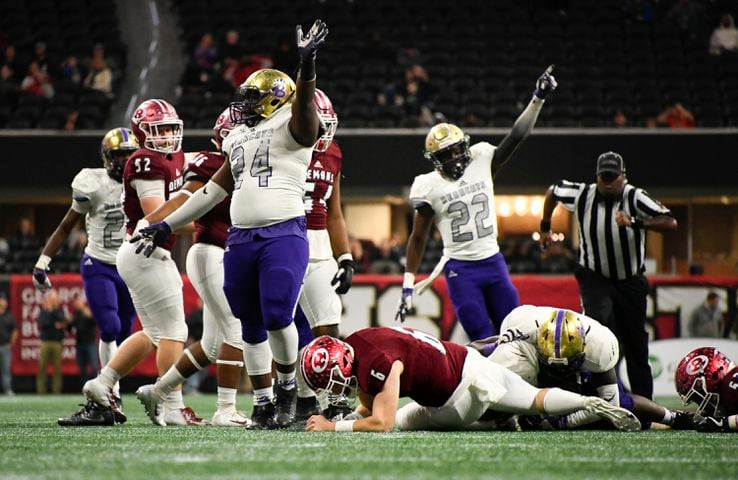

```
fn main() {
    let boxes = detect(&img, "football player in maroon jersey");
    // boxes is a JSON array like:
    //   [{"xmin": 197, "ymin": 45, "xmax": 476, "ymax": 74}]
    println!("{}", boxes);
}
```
[
  {"xmin": 294, "ymin": 88, "xmax": 354, "ymax": 420},
  {"xmin": 133, "ymin": 108, "xmax": 251, "ymax": 426},
  {"xmin": 73, "ymin": 99, "xmax": 206, "ymax": 426},
  {"xmin": 301, "ymin": 327, "xmax": 641, "ymax": 432},
  {"xmin": 675, "ymin": 347, "xmax": 738, "ymax": 432}
]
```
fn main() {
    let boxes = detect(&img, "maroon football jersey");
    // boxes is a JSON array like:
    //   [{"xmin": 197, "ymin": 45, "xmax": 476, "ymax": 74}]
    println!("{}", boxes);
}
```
[
  {"xmin": 345, "ymin": 327, "xmax": 468, "ymax": 407},
  {"xmin": 304, "ymin": 140, "xmax": 342, "ymax": 230},
  {"xmin": 185, "ymin": 151, "xmax": 231, "ymax": 248},
  {"xmin": 123, "ymin": 147, "xmax": 184, "ymax": 251},
  {"xmin": 719, "ymin": 365, "xmax": 738, "ymax": 415}
]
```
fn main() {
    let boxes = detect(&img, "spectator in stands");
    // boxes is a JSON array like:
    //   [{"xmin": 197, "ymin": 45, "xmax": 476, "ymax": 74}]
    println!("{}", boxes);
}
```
[
  {"xmin": 224, "ymin": 53, "xmax": 273, "ymax": 89},
  {"xmin": 32, "ymin": 42, "xmax": 54, "ymax": 77},
  {"xmin": 36, "ymin": 289, "xmax": 68, "ymax": 394},
  {"xmin": 709, "ymin": 14, "xmax": 738, "ymax": 55},
  {"xmin": 0, "ymin": 291, "xmax": 17, "ymax": 395},
  {"xmin": 349, "ymin": 236, "xmax": 370, "ymax": 274},
  {"xmin": 20, "ymin": 61, "xmax": 54, "ymax": 99},
  {"xmin": 183, "ymin": 298, "xmax": 206, "ymax": 394},
  {"xmin": 657, "ymin": 103, "xmax": 695, "ymax": 129},
  {"xmin": 539, "ymin": 241, "xmax": 575, "ymax": 274},
  {"xmin": 613, "ymin": 109, "xmax": 629, "ymax": 128},
  {"xmin": 0, "ymin": 64, "xmax": 17, "ymax": 100},
  {"xmin": 69, "ymin": 295, "xmax": 98, "ymax": 386},
  {"xmin": 369, "ymin": 238, "xmax": 402, "ymax": 274},
  {"xmin": 688, "ymin": 292, "xmax": 723, "ymax": 338},
  {"xmin": 194, "ymin": 33, "xmax": 218, "ymax": 72},
  {"xmin": 403, "ymin": 64, "xmax": 434, "ymax": 127},
  {"xmin": 644, "ymin": 116, "xmax": 659, "ymax": 128},
  {"xmin": 219, "ymin": 30, "xmax": 244, "ymax": 64},
  {"xmin": 1, "ymin": 45, "xmax": 22, "ymax": 75},
  {"xmin": 10, "ymin": 218, "xmax": 41, "ymax": 254},
  {"xmin": 60, "ymin": 55, "xmax": 82, "ymax": 85},
  {"xmin": 82, "ymin": 56, "xmax": 113, "ymax": 98}
]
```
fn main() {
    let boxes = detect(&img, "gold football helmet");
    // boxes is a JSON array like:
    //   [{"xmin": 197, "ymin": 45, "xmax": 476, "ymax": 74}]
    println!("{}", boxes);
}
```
[
  {"xmin": 101, "ymin": 127, "xmax": 138, "ymax": 181},
  {"xmin": 230, "ymin": 69, "xmax": 296, "ymax": 127},
  {"xmin": 424, "ymin": 123, "xmax": 471, "ymax": 180},
  {"xmin": 536, "ymin": 309, "xmax": 587, "ymax": 374}
]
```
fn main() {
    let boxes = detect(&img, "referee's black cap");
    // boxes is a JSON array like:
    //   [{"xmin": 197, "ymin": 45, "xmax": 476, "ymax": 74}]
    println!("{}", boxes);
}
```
[{"xmin": 596, "ymin": 151, "xmax": 625, "ymax": 176}]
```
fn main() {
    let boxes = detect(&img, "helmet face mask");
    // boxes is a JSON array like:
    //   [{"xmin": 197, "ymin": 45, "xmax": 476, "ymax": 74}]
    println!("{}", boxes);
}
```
[
  {"xmin": 424, "ymin": 123, "xmax": 471, "ymax": 181},
  {"xmin": 212, "ymin": 107, "xmax": 235, "ymax": 150},
  {"xmin": 101, "ymin": 127, "xmax": 138, "ymax": 181},
  {"xmin": 230, "ymin": 69, "xmax": 295, "ymax": 127},
  {"xmin": 313, "ymin": 88, "xmax": 337, "ymax": 152},
  {"xmin": 131, "ymin": 99, "xmax": 183, "ymax": 154},
  {"xmin": 300, "ymin": 336, "xmax": 357, "ymax": 409}
]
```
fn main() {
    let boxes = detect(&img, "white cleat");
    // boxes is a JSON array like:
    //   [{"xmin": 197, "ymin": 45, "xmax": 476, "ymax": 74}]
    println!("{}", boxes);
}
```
[
  {"xmin": 163, "ymin": 407, "xmax": 209, "ymax": 426},
  {"xmin": 136, "ymin": 385, "xmax": 165, "ymax": 427},
  {"xmin": 82, "ymin": 379, "xmax": 111, "ymax": 407},
  {"xmin": 212, "ymin": 410, "xmax": 252, "ymax": 427},
  {"xmin": 584, "ymin": 396, "xmax": 641, "ymax": 432}
]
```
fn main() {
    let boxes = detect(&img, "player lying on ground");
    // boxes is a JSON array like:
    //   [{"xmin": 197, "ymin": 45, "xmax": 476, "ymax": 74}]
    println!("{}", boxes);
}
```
[{"xmin": 300, "ymin": 326, "xmax": 641, "ymax": 432}]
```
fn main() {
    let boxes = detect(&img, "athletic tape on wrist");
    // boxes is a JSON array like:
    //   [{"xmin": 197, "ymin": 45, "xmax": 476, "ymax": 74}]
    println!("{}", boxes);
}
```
[{"xmin": 334, "ymin": 419, "xmax": 355, "ymax": 432}]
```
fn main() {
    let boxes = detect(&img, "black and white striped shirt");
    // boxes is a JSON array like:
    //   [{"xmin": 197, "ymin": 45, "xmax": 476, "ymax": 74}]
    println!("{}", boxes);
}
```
[{"xmin": 552, "ymin": 180, "xmax": 671, "ymax": 280}]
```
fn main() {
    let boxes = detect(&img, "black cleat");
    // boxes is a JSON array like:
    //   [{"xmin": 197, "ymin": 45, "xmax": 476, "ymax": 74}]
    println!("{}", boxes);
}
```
[
  {"xmin": 110, "ymin": 394, "xmax": 127, "ymax": 424},
  {"xmin": 295, "ymin": 396, "xmax": 321, "ymax": 422},
  {"xmin": 274, "ymin": 384, "xmax": 297, "ymax": 428},
  {"xmin": 323, "ymin": 402, "xmax": 354, "ymax": 421},
  {"xmin": 671, "ymin": 411, "xmax": 696, "ymax": 430},
  {"xmin": 247, "ymin": 403, "xmax": 276, "ymax": 430},
  {"xmin": 58, "ymin": 401, "xmax": 115, "ymax": 427}
]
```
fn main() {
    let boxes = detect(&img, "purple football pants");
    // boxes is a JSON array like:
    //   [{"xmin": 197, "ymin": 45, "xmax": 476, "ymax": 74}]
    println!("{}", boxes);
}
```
[
  {"xmin": 79, "ymin": 253, "xmax": 136, "ymax": 343},
  {"xmin": 223, "ymin": 218, "xmax": 309, "ymax": 344},
  {"xmin": 444, "ymin": 252, "xmax": 519, "ymax": 341}
]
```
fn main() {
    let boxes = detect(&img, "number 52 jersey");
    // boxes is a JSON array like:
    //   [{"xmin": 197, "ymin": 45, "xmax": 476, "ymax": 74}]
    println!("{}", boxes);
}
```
[
  {"xmin": 409, "ymin": 142, "xmax": 499, "ymax": 261},
  {"xmin": 70, "ymin": 168, "xmax": 125, "ymax": 265}
]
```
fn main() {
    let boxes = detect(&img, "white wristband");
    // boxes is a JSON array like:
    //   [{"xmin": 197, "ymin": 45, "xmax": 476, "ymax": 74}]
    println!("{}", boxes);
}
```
[
  {"xmin": 336, "ymin": 252, "xmax": 353, "ymax": 264},
  {"xmin": 403, "ymin": 272, "xmax": 415, "ymax": 289},
  {"xmin": 334, "ymin": 420, "xmax": 355, "ymax": 432},
  {"xmin": 35, "ymin": 254, "xmax": 52, "ymax": 270}
]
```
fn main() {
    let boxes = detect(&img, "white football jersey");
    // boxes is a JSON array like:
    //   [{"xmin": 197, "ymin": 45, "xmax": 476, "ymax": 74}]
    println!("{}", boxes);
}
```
[
  {"xmin": 70, "ymin": 168, "xmax": 125, "ymax": 265},
  {"xmin": 489, "ymin": 305, "xmax": 620, "ymax": 383},
  {"xmin": 222, "ymin": 105, "xmax": 312, "ymax": 228},
  {"xmin": 409, "ymin": 142, "xmax": 499, "ymax": 261}
]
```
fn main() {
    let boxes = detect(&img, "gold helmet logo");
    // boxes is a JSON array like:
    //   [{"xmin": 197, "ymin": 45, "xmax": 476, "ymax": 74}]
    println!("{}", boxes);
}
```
[
  {"xmin": 100, "ymin": 127, "xmax": 138, "ymax": 181},
  {"xmin": 536, "ymin": 310, "xmax": 586, "ymax": 368},
  {"xmin": 232, "ymin": 69, "xmax": 296, "ymax": 126},
  {"xmin": 423, "ymin": 123, "xmax": 471, "ymax": 180}
]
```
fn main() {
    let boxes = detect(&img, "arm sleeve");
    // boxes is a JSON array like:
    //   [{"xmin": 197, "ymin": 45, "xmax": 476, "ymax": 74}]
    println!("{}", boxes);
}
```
[
  {"xmin": 163, "ymin": 179, "xmax": 228, "ymax": 230},
  {"xmin": 551, "ymin": 180, "xmax": 585, "ymax": 213},
  {"xmin": 131, "ymin": 178, "xmax": 166, "ymax": 199}
]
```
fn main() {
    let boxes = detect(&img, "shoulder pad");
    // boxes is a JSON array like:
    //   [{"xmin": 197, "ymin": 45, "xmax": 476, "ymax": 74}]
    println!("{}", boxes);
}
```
[{"xmin": 71, "ymin": 168, "xmax": 103, "ymax": 195}]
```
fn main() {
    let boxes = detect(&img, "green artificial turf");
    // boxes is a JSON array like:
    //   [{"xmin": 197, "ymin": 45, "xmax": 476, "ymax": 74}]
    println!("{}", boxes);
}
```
[{"xmin": 0, "ymin": 395, "xmax": 736, "ymax": 479}]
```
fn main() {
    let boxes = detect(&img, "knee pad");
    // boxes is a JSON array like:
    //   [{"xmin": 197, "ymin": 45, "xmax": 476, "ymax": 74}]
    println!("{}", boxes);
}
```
[
  {"xmin": 267, "ymin": 323, "xmax": 299, "ymax": 366},
  {"xmin": 244, "ymin": 341, "xmax": 273, "ymax": 376}
]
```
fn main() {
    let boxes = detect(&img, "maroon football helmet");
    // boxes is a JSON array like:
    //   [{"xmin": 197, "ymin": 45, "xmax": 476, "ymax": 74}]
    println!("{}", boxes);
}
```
[
  {"xmin": 131, "ymin": 99, "xmax": 183, "ymax": 154},
  {"xmin": 675, "ymin": 347, "xmax": 735, "ymax": 416},
  {"xmin": 212, "ymin": 107, "xmax": 235, "ymax": 149},
  {"xmin": 301, "ymin": 336, "xmax": 357, "ymax": 407},
  {"xmin": 313, "ymin": 88, "xmax": 337, "ymax": 153}
]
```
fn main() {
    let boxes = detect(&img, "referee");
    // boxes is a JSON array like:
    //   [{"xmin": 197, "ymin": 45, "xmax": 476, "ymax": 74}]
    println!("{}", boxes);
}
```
[{"xmin": 539, "ymin": 151, "xmax": 677, "ymax": 399}]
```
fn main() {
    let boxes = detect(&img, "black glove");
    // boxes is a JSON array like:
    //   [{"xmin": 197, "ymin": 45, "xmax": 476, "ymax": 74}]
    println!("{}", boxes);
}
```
[
  {"xmin": 130, "ymin": 221, "xmax": 172, "ymax": 258},
  {"xmin": 331, "ymin": 257, "xmax": 355, "ymax": 294},
  {"xmin": 296, "ymin": 19, "xmax": 329, "ymax": 80},
  {"xmin": 533, "ymin": 64, "xmax": 558, "ymax": 99},
  {"xmin": 695, "ymin": 415, "xmax": 733, "ymax": 433}
]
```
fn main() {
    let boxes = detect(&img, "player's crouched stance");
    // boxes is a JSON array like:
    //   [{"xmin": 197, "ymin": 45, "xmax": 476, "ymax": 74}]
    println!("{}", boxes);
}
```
[{"xmin": 300, "ymin": 327, "xmax": 641, "ymax": 432}]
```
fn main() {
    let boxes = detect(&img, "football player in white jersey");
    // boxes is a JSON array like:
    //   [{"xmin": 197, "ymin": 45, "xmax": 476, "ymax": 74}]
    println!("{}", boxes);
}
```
[
  {"xmin": 475, "ymin": 305, "xmax": 695, "ymax": 430},
  {"xmin": 36, "ymin": 128, "xmax": 137, "ymax": 426},
  {"xmin": 135, "ymin": 20, "xmax": 329, "ymax": 429},
  {"xmin": 396, "ymin": 66, "xmax": 557, "ymax": 342}
]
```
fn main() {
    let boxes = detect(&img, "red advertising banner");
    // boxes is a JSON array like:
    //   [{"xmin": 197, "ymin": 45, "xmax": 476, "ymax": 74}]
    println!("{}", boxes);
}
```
[{"xmin": 10, "ymin": 273, "xmax": 738, "ymax": 377}]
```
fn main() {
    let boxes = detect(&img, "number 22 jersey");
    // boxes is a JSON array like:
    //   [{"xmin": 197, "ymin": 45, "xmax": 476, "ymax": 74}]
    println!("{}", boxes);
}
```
[
  {"xmin": 222, "ymin": 104, "xmax": 313, "ymax": 229},
  {"xmin": 409, "ymin": 142, "xmax": 499, "ymax": 261}
]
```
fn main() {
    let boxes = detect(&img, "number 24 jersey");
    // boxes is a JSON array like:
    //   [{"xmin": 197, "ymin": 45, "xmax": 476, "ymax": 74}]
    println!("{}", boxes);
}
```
[{"xmin": 409, "ymin": 142, "xmax": 500, "ymax": 261}]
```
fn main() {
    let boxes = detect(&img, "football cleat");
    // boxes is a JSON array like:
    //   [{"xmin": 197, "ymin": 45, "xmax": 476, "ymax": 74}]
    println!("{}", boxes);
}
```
[
  {"xmin": 163, "ymin": 407, "xmax": 209, "ymax": 426},
  {"xmin": 135, "ymin": 385, "xmax": 165, "ymax": 427},
  {"xmin": 694, "ymin": 415, "xmax": 732, "ymax": 433},
  {"xmin": 274, "ymin": 384, "xmax": 297, "ymax": 428},
  {"xmin": 323, "ymin": 401, "xmax": 354, "ymax": 422},
  {"xmin": 82, "ymin": 378, "xmax": 112, "ymax": 407},
  {"xmin": 248, "ymin": 403, "xmax": 277, "ymax": 430},
  {"xmin": 58, "ymin": 401, "xmax": 115, "ymax": 427},
  {"xmin": 110, "ymin": 394, "xmax": 127, "ymax": 424},
  {"xmin": 212, "ymin": 410, "xmax": 252, "ymax": 427},
  {"xmin": 295, "ymin": 396, "xmax": 321, "ymax": 422},
  {"xmin": 671, "ymin": 410, "xmax": 697, "ymax": 430},
  {"xmin": 584, "ymin": 396, "xmax": 641, "ymax": 432}
]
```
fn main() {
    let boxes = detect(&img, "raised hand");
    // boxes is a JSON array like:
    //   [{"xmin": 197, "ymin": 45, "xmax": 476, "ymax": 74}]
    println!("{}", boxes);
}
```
[
  {"xmin": 534, "ymin": 65, "xmax": 558, "ymax": 99},
  {"xmin": 395, "ymin": 287, "xmax": 414, "ymax": 323},
  {"xmin": 130, "ymin": 221, "xmax": 172, "ymax": 258},
  {"xmin": 32, "ymin": 261, "xmax": 52, "ymax": 292},
  {"xmin": 296, "ymin": 19, "xmax": 329, "ymax": 62},
  {"xmin": 331, "ymin": 258, "xmax": 355, "ymax": 294}
]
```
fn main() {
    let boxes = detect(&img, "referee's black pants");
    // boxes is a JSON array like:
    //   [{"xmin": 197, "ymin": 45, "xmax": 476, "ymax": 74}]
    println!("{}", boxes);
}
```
[{"xmin": 575, "ymin": 265, "xmax": 653, "ymax": 399}]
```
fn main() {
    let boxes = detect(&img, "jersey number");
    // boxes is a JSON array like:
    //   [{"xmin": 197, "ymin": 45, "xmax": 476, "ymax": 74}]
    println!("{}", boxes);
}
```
[
  {"xmin": 103, "ymin": 211, "xmax": 125, "ymax": 248},
  {"xmin": 448, "ymin": 193, "xmax": 495, "ymax": 243},
  {"xmin": 729, "ymin": 374, "xmax": 738, "ymax": 391},
  {"xmin": 134, "ymin": 158, "xmax": 151, "ymax": 173},
  {"xmin": 391, "ymin": 327, "xmax": 446, "ymax": 355},
  {"xmin": 231, "ymin": 140, "xmax": 272, "ymax": 189},
  {"xmin": 303, "ymin": 183, "xmax": 333, "ymax": 213}
]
